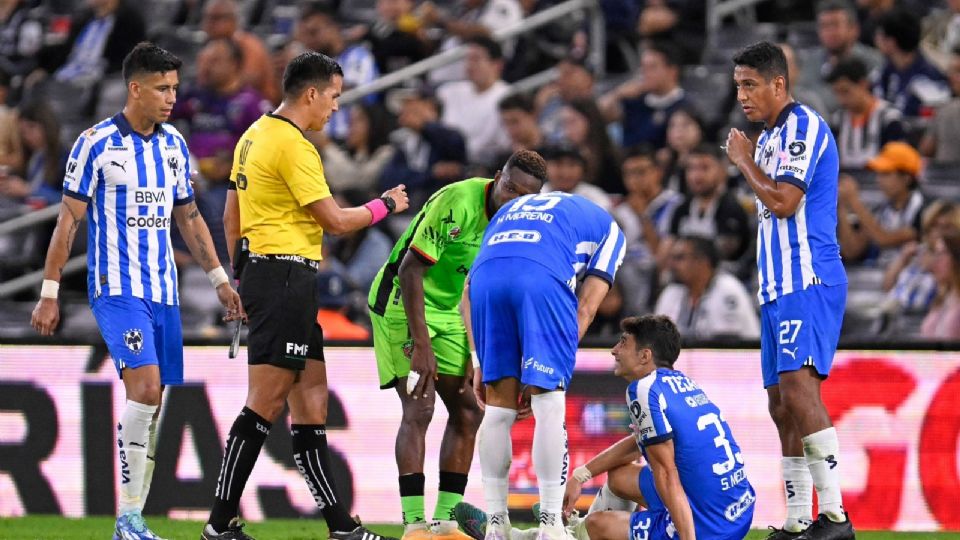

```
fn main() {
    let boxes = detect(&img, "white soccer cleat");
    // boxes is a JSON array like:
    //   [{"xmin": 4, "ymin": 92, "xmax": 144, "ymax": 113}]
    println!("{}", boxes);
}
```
[
  {"xmin": 483, "ymin": 513, "xmax": 511, "ymax": 540},
  {"xmin": 534, "ymin": 525, "xmax": 568, "ymax": 540}
]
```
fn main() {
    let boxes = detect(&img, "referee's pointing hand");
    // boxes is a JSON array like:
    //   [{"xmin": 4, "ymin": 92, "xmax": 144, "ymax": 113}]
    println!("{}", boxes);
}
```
[{"xmin": 382, "ymin": 184, "xmax": 410, "ymax": 214}]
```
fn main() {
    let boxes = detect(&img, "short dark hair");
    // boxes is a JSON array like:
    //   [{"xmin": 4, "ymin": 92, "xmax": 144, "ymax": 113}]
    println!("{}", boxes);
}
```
[
  {"xmin": 622, "ymin": 144, "xmax": 658, "ymax": 164},
  {"xmin": 505, "ymin": 149, "xmax": 548, "ymax": 185},
  {"xmin": 878, "ymin": 8, "xmax": 921, "ymax": 53},
  {"xmin": 646, "ymin": 40, "xmax": 682, "ymax": 68},
  {"xmin": 816, "ymin": 0, "xmax": 857, "ymax": 23},
  {"xmin": 206, "ymin": 37, "xmax": 244, "ymax": 66},
  {"xmin": 282, "ymin": 51, "xmax": 344, "ymax": 98},
  {"xmin": 677, "ymin": 234, "xmax": 719, "ymax": 268},
  {"xmin": 620, "ymin": 315, "xmax": 682, "ymax": 369},
  {"xmin": 300, "ymin": 0, "xmax": 337, "ymax": 21},
  {"xmin": 466, "ymin": 36, "xmax": 503, "ymax": 61},
  {"xmin": 498, "ymin": 93, "xmax": 535, "ymax": 114},
  {"xmin": 688, "ymin": 142, "xmax": 723, "ymax": 161},
  {"xmin": 825, "ymin": 57, "xmax": 869, "ymax": 84},
  {"xmin": 733, "ymin": 41, "xmax": 789, "ymax": 89},
  {"xmin": 122, "ymin": 42, "xmax": 182, "ymax": 83}
]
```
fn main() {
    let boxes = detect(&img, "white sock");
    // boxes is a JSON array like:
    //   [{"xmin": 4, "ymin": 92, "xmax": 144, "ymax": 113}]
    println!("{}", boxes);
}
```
[
  {"xmin": 117, "ymin": 401, "xmax": 157, "ymax": 515},
  {"xmin": 479, "ymin": 405, "xmax": 516, "ymax": 515},
  {"xmin": 782, "ymin": 457, "xmax": 813, "ymax": 532},
  {"xmin": 139, "ymin": 416, "xmax": 159, "ymax": 511},
  {"xmin": 802, "ymin": 427, "xmax": 846, "ymax": 523},
  {"xmin": 588, "ymin": 483, "xmax": 637, "ymax": 513},
  {"xmin": 531, "ymin": 392, "xmax": 567, "ymax": 527}
]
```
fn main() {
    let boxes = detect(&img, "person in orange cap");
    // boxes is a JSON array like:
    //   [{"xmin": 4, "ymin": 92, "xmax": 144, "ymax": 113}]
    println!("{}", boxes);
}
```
[{"xmin": 837, "ymin": 141, "xmax": 930, "ymax": 265}]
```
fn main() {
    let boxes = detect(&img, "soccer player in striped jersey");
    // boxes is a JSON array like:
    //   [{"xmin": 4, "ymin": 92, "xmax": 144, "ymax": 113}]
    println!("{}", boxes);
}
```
[
  {"xmin": 30, "ymin": 42, "xmax": 242, "ymax": 540},
  {"xmin": 725, "ymin": 42, "xmax": 853, "ymax": 540},
  {"xmin": 467, "ymin": 192, "xmax": 626, "ymax": 540}
]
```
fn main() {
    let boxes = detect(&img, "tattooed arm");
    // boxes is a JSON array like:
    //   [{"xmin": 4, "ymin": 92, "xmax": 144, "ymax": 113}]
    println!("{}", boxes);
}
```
[
  {"xmin": 31, "ymin": 196, "xmax": 88, "ymax": 335},
  {"xmin": 172, "ymin": 201, "xmax": 221, "ymax": 272},
  {"xmin": 173, "ymin": 201, "xmax": 244, "ymax": 321}
]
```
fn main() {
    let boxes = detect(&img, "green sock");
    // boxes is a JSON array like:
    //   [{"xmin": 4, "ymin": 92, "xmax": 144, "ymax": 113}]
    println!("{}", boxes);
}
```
[
  {"xmin": 401, "ymin": 495, "xmax": 426, "ymax": 525},
  {"xmin": 433, "ymin": 490, "xmax": 463, "ymax": 521},
  {"xmin": 433, "ymin": 471, "xmax": 469, "ymax": 521},
  {"xmin": 400, "ymin": 473, "xmax": 427, "ymax": 525}
]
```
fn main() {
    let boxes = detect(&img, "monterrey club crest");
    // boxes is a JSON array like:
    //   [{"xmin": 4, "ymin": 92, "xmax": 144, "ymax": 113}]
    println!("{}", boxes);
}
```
[
  {"xmin": 167, "ymin": 156, "xmax": 180, "ymax": 174},
  {"xmin": 123, "ymin": 329, "xmax": 144, "ymax": 354}
]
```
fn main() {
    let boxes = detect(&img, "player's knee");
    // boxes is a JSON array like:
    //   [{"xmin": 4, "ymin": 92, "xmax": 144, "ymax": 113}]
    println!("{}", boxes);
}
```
[
  {"xmin": 402, "ymin": 399, "xmax": 436, "ymax": 431},
  {"xmin": 606, "ymin": 465, "xmax": 635, "ymax": 500},
  {"xmin": 245, "ymin": 392, "xmax": 287, "ymax": 422},
  {"xmin": 768, "ymin": 397, "xmax": 789, "ymax": 425},
  {"xmin": 128, "ymin": 380, "xmax": 162, "ymax": 405},
  {"xmin": 585, "ymin": 512, "xmax": 616, "ymax": 540}
]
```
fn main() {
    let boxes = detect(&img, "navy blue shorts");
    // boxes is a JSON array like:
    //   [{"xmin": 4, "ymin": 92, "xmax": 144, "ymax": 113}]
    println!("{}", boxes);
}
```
[
  {"xmin": 92, "ymin": 295, "xmax": 184, "ymax": 385},
  {"xmin": 469, "ymin": 258, "xmax": 578, "ymax": 390},
  {"xmin": 760, "ymin": 284, "xmax": 846, "ymax": 387}
]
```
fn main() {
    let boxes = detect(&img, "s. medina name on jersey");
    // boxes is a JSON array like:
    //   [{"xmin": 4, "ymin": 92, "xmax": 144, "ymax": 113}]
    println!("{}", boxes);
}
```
[
  {"xmin": 753, "ymin": 102, "xmax": 847, "ymax": 305},
  {"xmin": 368, "ymin": 178, "xmax": 494, "ymax": 317},
  {"xmin": 628, "ymin": 368, "xmax": 755, "ymax": 537},
  {"xmin": 63, "ymin": 113, "xmax": 195, "ymax": 305}
]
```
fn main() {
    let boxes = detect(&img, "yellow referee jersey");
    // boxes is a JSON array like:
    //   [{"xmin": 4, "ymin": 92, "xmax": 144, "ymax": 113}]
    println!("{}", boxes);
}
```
[{"xmin": 230, "ymin": 113, "xmax": 332, "ymax": 260}]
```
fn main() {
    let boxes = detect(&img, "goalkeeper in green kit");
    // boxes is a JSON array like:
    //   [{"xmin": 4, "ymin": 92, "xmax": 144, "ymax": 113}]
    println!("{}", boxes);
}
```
[{"xmin": 368, "ymin": 150, "xmax": 547, "ymax": 540}]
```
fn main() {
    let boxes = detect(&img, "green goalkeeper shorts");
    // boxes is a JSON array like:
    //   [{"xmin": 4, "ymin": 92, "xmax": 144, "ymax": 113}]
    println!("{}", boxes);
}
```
[{"xmin": 370, "ymin": 310, "xmax": 469, "ymax": 389}]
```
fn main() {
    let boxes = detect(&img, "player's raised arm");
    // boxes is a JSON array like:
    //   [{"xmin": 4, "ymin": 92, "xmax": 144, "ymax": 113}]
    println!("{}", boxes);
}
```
[
  {"xmin": 645, "ymin": 440, "xmax": 696, "ymax": 540},
  {"xmin": 31, "ymin": 196, "xmax": 88, "ymax": 335}
]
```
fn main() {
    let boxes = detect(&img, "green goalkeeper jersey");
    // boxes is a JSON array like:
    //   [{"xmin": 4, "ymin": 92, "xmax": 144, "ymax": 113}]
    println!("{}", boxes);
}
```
[{"xmin": 368, "ymin": 178, "xmax": 494, "ymax": 318}]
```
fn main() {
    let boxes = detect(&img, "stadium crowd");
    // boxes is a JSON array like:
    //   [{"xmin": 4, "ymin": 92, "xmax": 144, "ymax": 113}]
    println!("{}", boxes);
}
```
[{"xmin": 0, "ymin": 0, "xmax": 959, "ymax": 342}]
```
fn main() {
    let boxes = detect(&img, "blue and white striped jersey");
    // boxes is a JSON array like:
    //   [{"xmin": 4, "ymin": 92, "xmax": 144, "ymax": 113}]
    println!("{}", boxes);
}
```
[
  {"xmin": 628, "ymin": 368, "xmax": 755, "ymax": 537},
  {"xmin": 63, "ymin": 113, "xmax": 195, "ymax": 305},
  {"xmin": 473, "ymin": 192, "xmax": 626, "ymax": 290},
  {"xmin": 754, "ymin": 102, "xmax": 846, "ymax": 304}
]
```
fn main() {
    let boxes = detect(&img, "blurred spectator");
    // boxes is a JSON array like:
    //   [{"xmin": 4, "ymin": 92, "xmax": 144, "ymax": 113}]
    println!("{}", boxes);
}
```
[
  {"xmin": 421, "ymin": 0, "xmax": 522, "ymax": 83},
  {"xmin": 381, "ymin": 86, "xmax": 467, "ymax": 203},
  {"xmin": 171, "ymin": 38, "xmax": 269, "ymax": 172},
  {"xmin": 856, "ymin": 0, "xmax": 895, "ymax": 48},
  {"xmin": 316, "ymin": 266, "xmax": 371, "ymax": 340},
  {"xmin": 536, "ymin": 53, "xmax": 596, "ymax": 144},
  {"xmin": 874, "ymin": 7, "xmax": 950, "ymax": 117},
  {"xmin": 811, "ymin": 0, "xmax": 884, "ymax": 113},
  {"xmin": 837, "ymin": 142, "xmax": 929, "ymax": 266},
  {"xmin": 317, "ymin": 103, "xmax": 396, "ymax": 195},
  {"xmin": 780, "ymin": 42, "xmax": 829, "ymax": 116},
  {"xmin": 827, "ymin": 57, "xmax": 904, "ymax": 170},
  {"xmin": 291, "ymin": 2, "xmax": 379, "ymax": 141},
  {"xmin": 920, "ymin": 0, "xmax": 960, "ymax": 70},
  {"xmin": 202, "ymin": 0, "xmax": 278, "ymax": 104},
  {"xmin": 637, "ymin": 0, "xmax": 706, "ymax": 66},
  {"xmin": 353, "ymin": 0, "xmax": 429, "ymax": 74},
  {"xmin": 654, "ymin": 235, "xmax": 759, "ymax": 340},
  {"xmin": 0, "ymin": 69, "xmax": 23, "ymax": 171},
  {"xmin": 599, "ymin": 41, "xmax": 688, "ymax": 150},
  {"xmin": 498, "ymin": 93, "xmax": 544, "ymax": 153},
  {"xmin": 38, "ymin": 0, "xmax": 146, "ymax": 85},
  {"xmin": 0, "ymin": 0, "xmax": 43, "ymax": 98},
  {"xmin": 437, "ymin": 36, "xmax": 511, "ymax": 168},
  {"xmin": 658, "ymin": 106, "xmax": 706, "ymax": 194},
  {"xmin": 613, "ymin": 146, "xmax": 683, "ymax": 314},
  {"xmin": 920, "ymin": 230, "xmax": 960, "ymax": 340},
  {"xmin": 666, "ymin": 145, "xmax": 751, "ymax": 269},
  {"xmin": 560, "ymin": 98, "xmax": 622, "ymax": 194},
  {"xmin": 541, "ymin": 144, "xmax": 613, "ymax": 211},
  {"xmin": 0, "ymin": 99, "xmax": 64, "ymax": 207},
  {"xmin": 919, "ymin": 46, "xmax": 960, "ymax": 163},
  {"xmin": 883, "ymin": 200, "xmax": 959, "ymax": 314}
]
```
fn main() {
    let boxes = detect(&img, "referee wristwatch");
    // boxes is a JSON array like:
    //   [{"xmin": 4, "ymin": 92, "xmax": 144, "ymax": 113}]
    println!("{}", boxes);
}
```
[{"xmin": 380, "ymin": 195, "xmax": 397, "ymax": 214}]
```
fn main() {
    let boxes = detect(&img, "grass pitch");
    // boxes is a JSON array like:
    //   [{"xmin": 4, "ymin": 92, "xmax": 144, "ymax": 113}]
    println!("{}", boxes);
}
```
[{"xmin": 1, "ymin": 517, "xmax": 959, "ymax": 540}]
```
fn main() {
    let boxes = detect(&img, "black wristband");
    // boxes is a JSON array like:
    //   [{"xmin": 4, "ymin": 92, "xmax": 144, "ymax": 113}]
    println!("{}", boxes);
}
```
[{"xmin": 380, "ymin": 195, "xmax": 396, "ymax": 214}]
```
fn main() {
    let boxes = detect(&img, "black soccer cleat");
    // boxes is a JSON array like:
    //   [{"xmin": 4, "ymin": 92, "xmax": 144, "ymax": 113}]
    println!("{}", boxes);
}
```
[
  {"xmin": 764, "ymin": 526, "xmax": 804, "ymax": 540},
  {"xmin": 329, "ymin": 524, "xmax": 399, "ymax": 540},
  {"xmin": 201, "ymin": 518, "xmax": 255, "ymax": 540},
  {"xmin": 795, "ymin": 513, "xmax": 855, "ymax": 540}
]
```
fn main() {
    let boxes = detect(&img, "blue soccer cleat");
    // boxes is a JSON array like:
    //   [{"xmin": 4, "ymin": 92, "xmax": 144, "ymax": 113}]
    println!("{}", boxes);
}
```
[
  {"xmin": 113, "ymin": 511, "xmax": 167, "ymax": 540},
  {"xmin": 453, "ymin": 501, "xmax": 488, "ymax": 540}
]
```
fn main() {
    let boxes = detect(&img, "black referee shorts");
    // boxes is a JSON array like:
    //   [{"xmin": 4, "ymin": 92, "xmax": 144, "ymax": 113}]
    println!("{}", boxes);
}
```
[{"xmin": 239, "ymin": 256, "xmax": 325, "ymax": 370}]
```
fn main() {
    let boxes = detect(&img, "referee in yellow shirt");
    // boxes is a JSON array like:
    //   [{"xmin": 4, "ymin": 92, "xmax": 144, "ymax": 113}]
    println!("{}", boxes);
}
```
[{"xmin": 203, "ymin": 52, "xmax": 408, "ymax": 540}]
